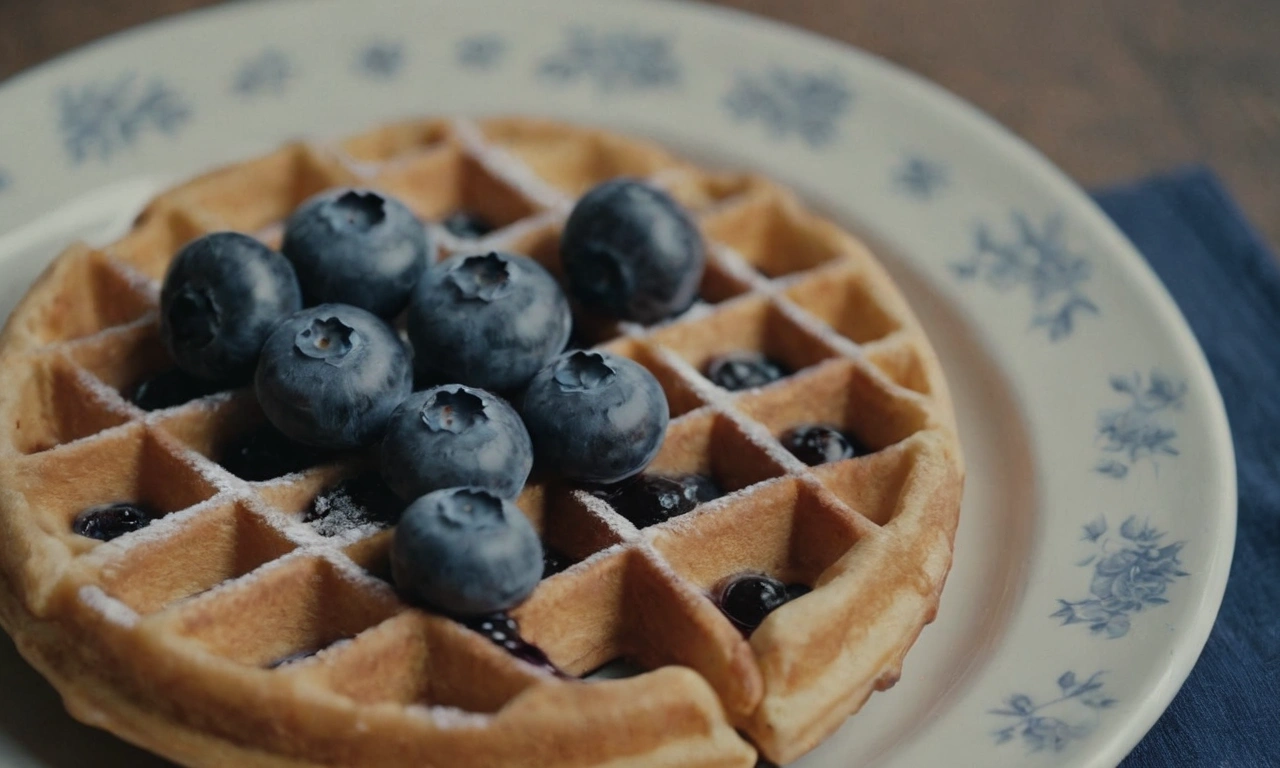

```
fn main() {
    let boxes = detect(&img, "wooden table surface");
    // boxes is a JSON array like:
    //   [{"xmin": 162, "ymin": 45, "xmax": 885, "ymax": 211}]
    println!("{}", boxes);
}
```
[{"xmin": 1, "ymin": 0, "xmax": 1278, "ymax": 248}]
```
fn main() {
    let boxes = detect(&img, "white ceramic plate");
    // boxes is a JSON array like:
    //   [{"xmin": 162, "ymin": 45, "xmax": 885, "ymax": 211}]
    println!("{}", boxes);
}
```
[{"xmin": 0, "ymin": 1, "xmax": 1236, "ymax": 766}]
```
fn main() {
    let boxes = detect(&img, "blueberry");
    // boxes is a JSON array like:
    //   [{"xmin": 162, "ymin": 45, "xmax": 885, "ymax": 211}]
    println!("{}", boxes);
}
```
[
  {"xmin": 304, "ymin": 473, "xmax": 403, "ymax": 536},
  {"xmin": 380, "ymin": 385, "xmax": 533, "ymax": 500},
  {"xmin": 160, "ymin": 232, "xmax": 302, "ymax": 382},
  {"xmin": 282, "ymin": 188, "xmax": 429, "ymax": 317},
  {"xmin": 716, "ymin": 574, "xmax": 790, "ymax": 633},
  {"xmin": 705, "ymin": 352, "xmax": 790, "ymax": 391},
  {"xmin": 520, "ymin": 351, "xmax": 669, "ymax": 484},
  {"xmin": 464, "ymin": 613, "xmax": 561, "ymax": 675},
  {"xmin": 593, "ymin": 475, "xmax": 698, "ymax": 529},
  {"xmin": 255, "ymin": 304, "xmax": 412, "ymax": 449},
  {"xmin": 780, "ymin": 424, "xmax": 861, "ymax": 466},
  {"xmin": 72, "ymin": 502, "xmax": 155, "ymax": 541},
  {"xmin": 561, "ymin": 178, "xmax": 705, "ymax": 325},
  {"xmin": 441, "ymin": 210, "xmax": 495, "ymax": 240},
  {"xmin": 219, "ymin": 423, "xmax": 334, "ymax": 481},
  {"xmin": 391, "ymin": 488, "xmax": 543, "ymax": 617},
  {"xmin": 129, "ymin": 368, "xmax": 228, "ymax": 411},
  {"xmin": 407, "ymin": 252, "xmax": 571, "ymax": 392}
]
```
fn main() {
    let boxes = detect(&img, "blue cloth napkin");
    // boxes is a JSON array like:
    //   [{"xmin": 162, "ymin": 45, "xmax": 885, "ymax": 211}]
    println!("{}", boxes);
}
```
[{"xmin": 1093, "ymin": 168, "xmax": 1279, "ymax": 766}]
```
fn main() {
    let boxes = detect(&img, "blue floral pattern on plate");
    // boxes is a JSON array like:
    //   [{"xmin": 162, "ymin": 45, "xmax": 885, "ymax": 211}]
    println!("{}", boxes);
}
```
[
  {"xmin": 952, "ymin": 212, "xmax": 1098, "ymax": 341},
  {"xmin": 1095, "ymin": 371, "xmax": 1186, "ymax": 479},
  {"xmin": 539, "ymin": 27, "xmax": 680, "ymax": 91},
  {"xmin": 894, "ymin": 155, "xmax": 948, "ymax": 199},
  {"xmin": 723, "ymin": 66, "xmax": 852, "ymax": 148},
  {"xmin": 991, "ymin": 671, "xmax": 1115, "ymax": 753},
  {"xmin": 57, "ymin": 73, "xmax": 190, "ymax": 164},
  {"xmin": 457, "ymin": 34, "xmax": 507, "ymax": 70},
  {"xmin": 356, "ymin": 41, "xmax": 405, "ymax": 79},
  {"xmin": 233, "ymin": 49, "xmax": 294, "ymax": 97},
  {"xmin": 1053, "ymin": 515, "xmax": 1188, "ymax": 638}
]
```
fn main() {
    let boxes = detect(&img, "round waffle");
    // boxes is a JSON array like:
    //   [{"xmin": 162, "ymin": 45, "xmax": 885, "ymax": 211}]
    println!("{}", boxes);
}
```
[{"xmin": 0, "ymin": 117, "xmax": 963, "ymax": 767}]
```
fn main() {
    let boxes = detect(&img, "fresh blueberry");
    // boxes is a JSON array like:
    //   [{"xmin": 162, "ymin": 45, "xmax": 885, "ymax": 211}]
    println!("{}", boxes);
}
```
[
  {"xmin": 593, "ymin": 475, "xmax": 699, "ymax": 529},
  {"xmin": 129, "ymin": 368, "xmax": 228, "ymax": 411},
  {"xmin": 464, "ymin": 613, "xmax": 561, "ymax": 675},
  {"xmin": 391, "ymin": 488, "xmax": 543, "ymax": 617},
  {"xmin": 520, "ymin": 351, "xmax": 669, "ymax": 484},
  {"xmin": 219, "ymin": 423, "xmax": 334, "ymax": 481},
  {"xmin": 780, "ymin": 424, "xmax": 862, "ymax": 466},
  {"xmin": 380, "ymin": 385, "xmax": 533, "ymax": 501},
  {"xmin": 282, "ymin": 188, "xmax": 429, "ymax": 317},
  {"xmin": 255, "ymin": 304, "xmax": 412, "ymax": 449},
  {"xmin": 304, "ymin": 473, "xmax": 403, "ymax": 536},
  {"xmin": 441, "ymin": 210, "xmax": 495, "ymax": 240},
  {"xmin": 705, "ymin": 351, "xmax": 790, "ymax": 391},
  {"xmin": 160, "ymin": 232, "xmax": 302, "ymax": 382},
  {"xmin": 716, "ymin": 573, "xmax": 790, "ymax": 633},
  {"xmin": 72, "ymin": 502, "xmax": 155, "ymax": 541},
  {"xmin": 407, "ymin": 252, "xmax": 571, "ymax": 392},
  {"xmin": 560, "ymin": 178, "xmax": 705, "ymax": 325}
]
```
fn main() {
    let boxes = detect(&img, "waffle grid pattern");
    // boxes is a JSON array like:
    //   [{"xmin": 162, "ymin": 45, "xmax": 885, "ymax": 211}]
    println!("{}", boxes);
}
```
[{"xmin": 0, "ymin": 117, "xmax": 962, "ymax": 767}]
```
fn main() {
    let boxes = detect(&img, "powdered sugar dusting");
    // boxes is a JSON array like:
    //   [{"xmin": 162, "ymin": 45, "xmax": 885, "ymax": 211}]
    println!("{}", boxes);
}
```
[
  {"xmin": 572, "ymin": 490, "xmax": 641, "ymax": 542},
  {"xmin": 78, "ymin": 585, "xmax": 139, "ymax": 627},
  {"xmin": 452, "ymin": 118, "xmax": 572, "ymax": 211}
]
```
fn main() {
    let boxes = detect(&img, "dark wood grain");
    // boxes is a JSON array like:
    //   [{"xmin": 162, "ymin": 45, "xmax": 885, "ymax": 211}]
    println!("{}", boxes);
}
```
[{"xmin": 1, "ymin": 0, "xmax": 1278, "ymax": 247}]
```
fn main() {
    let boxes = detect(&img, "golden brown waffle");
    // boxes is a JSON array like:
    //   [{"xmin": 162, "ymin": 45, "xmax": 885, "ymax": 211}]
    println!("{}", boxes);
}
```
[{"xmin": 0, "ymin": 117, "xmax": 963, "ymax": 767}]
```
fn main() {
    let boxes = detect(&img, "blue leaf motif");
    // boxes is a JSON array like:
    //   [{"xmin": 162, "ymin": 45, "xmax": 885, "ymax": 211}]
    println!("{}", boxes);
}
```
[
  {"xmin": 233, "ymin": 49, "xmax": 293, "ymax": 97},
  {"xmin": 724, "ymin": 66, "xmax": 853, "ymax": 148},
  {"xmin": 1096, "ymin": 370, "xmax": 1185, "ymax": 478},
  {"xmin": 893, "ymin": 155, "xmax": 947, "ymax": 199},
  {"xmin": 991, "ymin": 670, "xmax": 1111, "ymax": 753},
  {"xmin": 539, "ymin": 27, "xmax": 680, "ymax": 92},
  {"xmin": 356, "ymin": 41, "xmax": 405, "ymax": 79},
  {"xmin": 1081, "ymin": 516, "xmax": 1107, "ymax": 541},
  {"xmin": 457, "ymin": 34, "xmax": 507, "ymax": 70},
  {"xmin": 57, "ymin": 73, "xmax": 191, "ymax": 164},
  {"xmin": 952, "ymin": 212, "xmax": 1097, "ymax": 341}
]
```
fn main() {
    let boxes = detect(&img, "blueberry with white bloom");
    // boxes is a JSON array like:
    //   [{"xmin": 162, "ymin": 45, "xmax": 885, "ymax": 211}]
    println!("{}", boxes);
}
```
[
  {"xmin": 407, "ymin": 251, "xmax": 571, "ymax": 391},
  {"xmin": 255, "ymin": 304, "xmax": 411, "ymax": 449},
  {"xmin": 160, "ymin": 232, "xmax": 302, "ymax": 382},
  {"xmin": 381, "ymin": 385, "xmax": 533, "ymax": 500},
  {"xmin": 520, "ymin": 350, "xmax": 668, "ymax": 484},
  {"xmin": 282, "ymin": 188, "xmax": 430, "ymax": 317},
  {"xmin": 391, "ymin": 487, "xmax": 543, "ymax": 616}
]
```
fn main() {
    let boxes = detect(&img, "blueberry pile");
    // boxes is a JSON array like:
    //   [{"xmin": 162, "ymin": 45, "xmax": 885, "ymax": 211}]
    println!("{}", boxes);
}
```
[
  {"xmin": 591, "ymin": 473, "xmax": 722, "ymax": 529},
  {"xmin": 109, "ymin": 181, "xmax": 707, "ymax": 649}
]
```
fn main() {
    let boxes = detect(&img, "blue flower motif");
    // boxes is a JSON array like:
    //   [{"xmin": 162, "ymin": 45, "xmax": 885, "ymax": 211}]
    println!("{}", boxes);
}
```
[
  {"xmin": 539, "ymin": 27, "xmax": 680, "ymax": 92},
  {"xmin": 952, "ymin": 211, "xmax": 1098, "ymax": 341},
  {"xmin": 357, "ymin": 41, "xmax": 405, "ymax": 79},
  {"xmin": 1095, "ymin": 370, "xmax": 1186, "ymax": 478},
  {"xmin": 991, "ymin": 671, "xmax": 1114, "ymax": 753},
  {"xmin": 233, "ymin": 49, "xmax": 293, "ymax": 97},
  {"xmin": 1053, "ymin": 515, "xmax": 1188, "ymax": 638},
  {"xmin": 894, "ymin": 155, "xmax": 948, "ymax": 199},
  {"xmin": 724, "ymin": 67, "xmax": 852, "ymax": 148},
  {"xmin": 457, "ymin": 34, "xmax": 507, "ymax": 70},
  {"xmin": 57, "ymin": 73, "xmax": 191, "ymax": 164}
]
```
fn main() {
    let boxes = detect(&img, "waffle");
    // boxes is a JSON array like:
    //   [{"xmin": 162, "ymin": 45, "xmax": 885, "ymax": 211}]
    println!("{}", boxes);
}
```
[{"xmin": 0, "ymin": 117, "xmax": 963, "ymax": 767}]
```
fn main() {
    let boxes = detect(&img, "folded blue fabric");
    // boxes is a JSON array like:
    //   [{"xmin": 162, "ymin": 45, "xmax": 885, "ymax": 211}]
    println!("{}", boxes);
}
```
[{"xmin": 1093, "ymin": 168, "xmax": 1279, "ymax": 766}]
